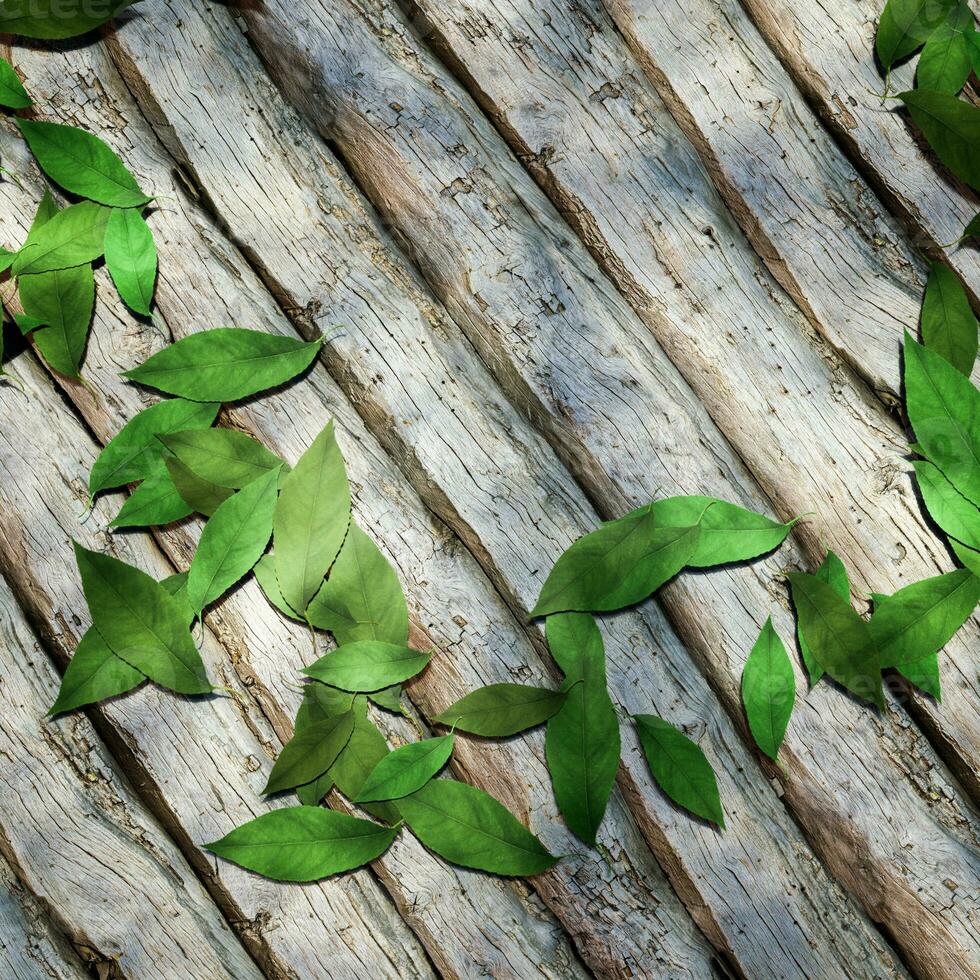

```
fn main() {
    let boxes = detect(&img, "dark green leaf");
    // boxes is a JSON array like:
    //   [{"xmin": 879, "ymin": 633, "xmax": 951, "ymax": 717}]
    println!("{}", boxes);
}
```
[
  {"xmin": 73, "ymin": 542, "xmax": 211, "ymax": 694},
  {"xmin": 165, "ymin": 456, "xmax": 233, "ymax": 516},
  {"xmin": 741, "ymin": 617, "xmax": 795, "ymax": 760},
  {"xmin": 798, "ymin": 550, "xmax": 850, "ymax": 686},
  {"xmin": 544, "ymin": 613, "xmax": 620, "ymax": 845},
  {"xmin": 158, "ymin": 427, "xmax": 283, "ymax": 490},
  {"xmin": 921, "ymin": 263, "xmax": 978, "ymax": 375},
  {"xmin": 896, "ymin": 652, "xmax": 942, "ymax": 699},
  {"xmin": 262, "ymin": 711, "xmax": 354, "ymax": 795},
  {"xmin": 204, "ymin": 806, "xmax": 397, "ymax": 882},
  {"xmin": 531, "ymin": 503, "xmax": 700, "ymax": 617},
  {"xmin": 273, "ymin": 419, "xmax": 350, "ymax": 616},
  {"xmin": 104, "ymin": 206, "xmax": 157, "ymax": 316},
  {"xmin": 870, "ymin": 570, "xmax": 980, "ymax": 667},
  {"xmin": 123, "ymin": 327, "xmax": 322, "ymax": 401},
  {"xmin": 397, "ymin": 780, "xmax": 556, "ymax": 876},
  {"xmin": 968, "ymin": 26, "xmax": 980, "ymax": 72},
  {"xmin": 435, "ymin": 683, "xmax": 566, "ymax": 736},
  {"xmin": 913, "ymin": 459, "xmax": 980, "ymax": 548},
  {"xmin": 917, "ymin": 3, "xmax": 974, "ymax": 93},
  {"xmin": 634, "ymin": 714, "xmax": 725, "ymax": 827},
  {"xmin": 876, "ymin": 0, "xmax": 954, "ymax": 69},
  {"xmin": 17, "ymin": 118, "xmax": 148, "ymax": 207},
  {"xmin": 368, "ymin": 686, "xmax": 405, "ymax": 715},
  {"xmin": 962, "ymin": 210, "xmax": 980, "ymax": 241},
  {"xmin": 307, "ymin": 523, "xmax": 408, "ymax": 645},
  {"xmin": 0, "ymin": 0, "xmax": 132, "ymax": 40},
  {"xmin": 109, "ymin": 466, "xmax": 193, "ymax": 529},
  {"xmin": 49, "ymin": 627, "xmax": 144, "ymax": 716},
  {"xmin": 160, "ymin": 571, "xmax": 195, "ymax": 627},
  {"xmin": 0, "ymin": 57, "xmax": 29, "ymax": 108},
  {"xmin": 12, "ymin": 201, "xmax": 109, "ymax": 276},
  {"xmin": 303, "ymin": 641, "xmax": 430, "ymax": 692},
  {"xmin": 904, "ymin": 332, "xmax": 980, "ymax": 505},
  {"xmin": 898, "ymin": 89, "xmax": 980, "ymax": 190},
  {"xmin": 356, "ymin": 734, "xmax": 454, "ymax": 803},
  {"xmin": 19, "ymin": 265, "xmax": 93, "ymax": 378},
  {"xmin": 89, "ymin": 398, "xmax": 219, "ymax": 497},
  {"xmin": 787, "ymin": 573, "xmax": 884, "ymax": 708}
]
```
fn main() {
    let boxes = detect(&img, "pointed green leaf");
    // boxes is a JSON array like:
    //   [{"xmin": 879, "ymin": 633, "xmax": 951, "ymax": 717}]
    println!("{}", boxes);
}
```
[
  {"xmin": 741, "ymin": 618, "xmax": 795, "ymax": 760},
  {"xmin": 798, "ymin": 550, "xmax": 850, "ymax": 686},
  {"xmin": 397, "ymin": 780, "xmax": 556, "ymax": 876},
  {"xmin": 123, "ymin": 327, "xmax": 322, "ymax": 401},
  {"xmin": 89, "ymin": 399, "xmax": 219, "ymax": 497},
  {"xmin": 896, "ymin": 652, "xmax": 942, "ymax": 699},
  {"xmin": 531, "ymin": 503, "xmax": 700, "ymax": 616},
  {"xmin": 356, "ymin": 734, "xmax": 454, "ymax": 803},
  {"xmin": 917, "ymin": 3, "xmax": 974, "ymax": 93},
  {"xmin": 950, "ymin": 538, "xmax": 980, "ymax": 576},
  {"xmin": 110, "ymin": 467, "xmax": 193, "ymax": 529},
  {"xmin": 73, "ymin": 542, "xmax": 211, "ymax": 694},
  {"xmin": 870, "ymin": 570, "xmax": 980, "ymax": 667},
  {"xmin": 435, "ymin": 683, "xmax": 566, "ymax": 736},
  {"xmin": 12, "ymin": 201, "xmax": 110, "ymax": 276},
  {"xmin": 19, "ymin": 264, "xmax": 93, "ymax": 378},
  {"xmin": 274, "ymin": 419, "xmax": 351, "ymax": 615},
  {"xmin": 544, "ymin": 613, "xmax": 620, "ymax": 845},
  {"xmin": 0, "ymin": 0, "xmax": 133, "ymax": 40},
  {"xmin": 104, "ymin": 206, "xmax": 157, "ymax": 316},
  {"xmin": 160, "ymin": 571, "xmax": 195, "ymax": 628},
  {"xmin": 165, "ymin": 456, "xmax": 233, "ymax": 516},
  {"xmin": 17, "ymin": 118, "xmax": 149, "ymax": 207},
  {"xmin": 368, "ymin": 686, "xmax": 405, "ymax": 715},
  {"xmin": 634, "ymin": 714, "xmax": 725, "ymax": 827},
  {"xmin": 262, "ymin": 711, "xmax": 355, "ymax": 796},
  {"xmin": 898, "ymin": 89, "xmax": 980, "ymax": 190},
  {"xmin": 307, "ymin": 523, "xmax": 409, "ymax": 645},
  {"xmin": 186, "ymin": 467, "xmax": 279, "ymax": 613},
  {"xmin": 204, "ymin": 807, "xmax": 397, "ymax": 882},
  {"xmin": 49, "ymin": 627, "xmax": 144, "ymax": 716},
  {"xmin": 876, "ymin": 0, "xmax": 954, "ymax": 69},
  {"xmin": 0, "ymin": 57, "xmax": 29, "ymax": 108},
  {"xmin": 253, "ymin": 551, "xmax": 300, "ymax": 620},
  {"xmin": 303, "ymin": 641, "xmax": 430, "ymax": 692},
  {"xmin": 158, "ymin": 427, "xmax": 283, "ymax": 490},
  {"xmin": 913, "ymin": 459, "xmax": 980, "ymax": 548},
  {"xmin": 921, "ymin": 263, "xmax": 978, "ymax": 375},
  {"xmin": 904, "ymin": 333, "xmax": 980, "ymax": 506},
  {"xmin": 787, "ymin": 573, "xmax": 883, "ymax": 708},
  {"xmin": 326, "ymin": 710, "xmax": 400, "ymax": 822}
]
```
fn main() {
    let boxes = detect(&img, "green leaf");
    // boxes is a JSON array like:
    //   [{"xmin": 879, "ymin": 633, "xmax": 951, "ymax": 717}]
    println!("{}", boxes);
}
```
[
  {"xmin": 968, "ymin": 26, "xmax": 980, "ymax": 72},
  {"xmin": 17, "ymin": 118, "xmax": 149, "ymax": 207},
  {"xmin": 160, "ymin": 571, "xmax": 195, "ymax": 627},
  {"xmin": 123, "ymin": 327, "xmax": 322, "ymax": 402},
  {"xmin": 896, "ymin": 652, "xmax": 942, "ymax": 699},
  {"xmin": 786, "ymin": 573, "xmax": 884, "ymax": 708},
  {"xmin": 303, "ymin": 641, "xmax": 431, "ymax": 692},
  {"xmin": 797, "ymin": 550, "xmax": 850, "ymax": 686},
  {"xmin": 109, "ymin": 466, "xmax": 193, "ymax": 529},
  {"xmin": 49, "ymin": 627, "xmax": 144, "ymax": 716},
  {"xmin": 253, "ymin": 552, "xmax": 299, "ymax": 620},
  {"xmin": 435, "ymin": 680, "xmax": 568, "ymax": 737},
  {"xmin": 164, "ymin": 456, "xmax": 233, "ymax": 516},
  {"xmin": 0, "ymin": 0, "xmax": 132, "ymax": 40},
  {"xmin": 917, "ymin": 3, "xmax": 974, "ymax": 93},
  {"xmin": 921, "ymin": 263, "xmax": 978, "ymax": 375},
  {"xmin": 531, "ymin": 503, "xmax": 700, "ymax": 616},
  {"xmin": 904, "ymin": 332, "xmax": 980, "ymax": 506},
  {"xmin": 263, "ymin": 710, "xmax": 354, "ymax": 795},
  {"xmin": 913, "ymin": 460, "xmax": 980, "ymax": 549},
  {"xmin": 73, "ymin": 542, "xmax": 211, "ymax": 695},
  {"xmin": 29, "ymin": 189, "xmax": 59, "ymax": 231},
  {"xmin": 368, "ymin": 686, "xmax": 405, "ymax": 715},
  {"xmin": 870, "ymin": 570, "xmax": 980, "ymax": 667},
  {"xmin": 0, "ymin": 247, "xmax": 16, "ymax": 275},
  {"xmin": 104, "ymin": 207, "xmax": 157, "ymax": 316},
  {"xmin": 204, "ymin": 806, "xmax": 397, "ymax": 882},
  {"xmin": 89, "ymin": 399, "xmax": 219, "ymax": 497},
  {"xmin": 544, "ymin": 613, "xmax": 620, "ymax": 845},
  {"xmin": 633, "ymin": 714, "xmax": 725, "ymax": 827},
  {"xmin": 648, "ymin": 496, "xmax": 793, "ymax": 567},
  {"xmin": 397, "ymin": 780, "xmax": 556, "ymax": 876},
  {"xmin": 187, "ymin": 466, "xmax": 280, "ymax": 614},
  {"xmin": 12, "ymin": 201, "xmax": 110, "ymax": 276},
  {"xmin": 355, "ymin": 734, "xmax": 454, "ymax": 803},
  {"xmin": 962, "ymin": 210, "xmax": 980, "ymax": 241},
  {"xmin": 273, "ymin": 419, "xmax": 351, "ymax": 615},
  {"xmin": 19, "ymin": 264, "xmax": 94, "ymax": 378},
  {"xmin": 307, "ymin": 524, "xmax": 409, "ymax": 645},
  {"xmin": 898, "ymin": 89, "xmax": 980, "ymax": 190},
  {"xmin": 741, "ymin": 617, "xmax": 795, "ymax": 760},
  {"xmin": 950, "ymin": 538, "xmax": 980, "ymax": 575},
  {"xmin": 0, "ymin": 57, "xmax": 30, "ymax": 109},
  {"xmin": 158, "ymin": 427, "xmax": 283, "ymax": 490},
  {"xmin": 876, "ymin": 0, "xmax": 954, "ymax": 69}
]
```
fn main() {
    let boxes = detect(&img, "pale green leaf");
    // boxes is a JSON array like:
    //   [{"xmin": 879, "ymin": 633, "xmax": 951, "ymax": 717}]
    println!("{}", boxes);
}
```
[
  {"xmin": 303, "ymin": 641, "xmax": 430, "ymax": 692},
  {"xmin": 356, "ymin": 734, "xmax": 454, "ymax": 803},
  {"xmin": 109, "ymin": 466, "xmax": 193, "ymax": 529},
  {"xmin": 165, "ymin": 456, "xmax": 233, "ymax": 516},
  {"xmin": 435, "ymin": 683, "xmax": 566, "ymax": 736},
  {"xmin": 262, "ymin": 711, "xmax": 354, "ymax": 796},
  {"xmin": 913, "ymin": 459, "xmax": 980, "ymax": 548},
  {"xmin": 158, "ymin": 427, "xmax": 283, "ymax": 490},
  {"xmin": 49, "ymin": 627, "xmax": 144, "ymax": 716}
]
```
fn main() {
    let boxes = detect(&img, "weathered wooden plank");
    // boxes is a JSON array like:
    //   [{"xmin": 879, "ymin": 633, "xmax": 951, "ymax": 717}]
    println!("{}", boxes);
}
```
[
  {"xmin": 0, "ymin": 352, "xmax": 435, "ymax": 979},
  {"xmin": 203, "ymin": 2, "xmax": 980, "ymax": 976},
  {"xmin": 0, "ymin": 850, "xmax": 87, "ymax": 979},
  {"xmin": 0, "ymin": 44, "xmax": 698, "ymax": 979},
  {"xmin": 0, "ymin": 571, "xmax": 263, "ymax": 979},
  {"xmin": 739, "ymin": 0, "xmax": 980, "ymax": 301}
]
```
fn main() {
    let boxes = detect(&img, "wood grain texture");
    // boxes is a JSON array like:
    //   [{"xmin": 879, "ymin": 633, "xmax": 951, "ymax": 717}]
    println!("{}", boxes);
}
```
[
  {"xmin": 0, "ymin": 34, "xmax": 699, "ymax": 979},
  {"xmin": 219, "ymin": 2, "xmax": 980, "ymax": 975},
  {"xmin": 0, "ymin": 572, "xmax": 261, "ymax": 980}
]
